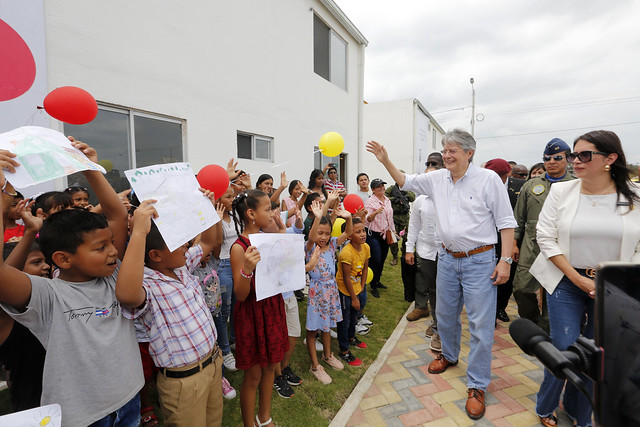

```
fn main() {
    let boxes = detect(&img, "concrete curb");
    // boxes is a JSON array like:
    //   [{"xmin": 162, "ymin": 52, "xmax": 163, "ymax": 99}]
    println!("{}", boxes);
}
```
[{"xmin": 329, "ymin": 302, "xmax": 415, "ymax": 427}]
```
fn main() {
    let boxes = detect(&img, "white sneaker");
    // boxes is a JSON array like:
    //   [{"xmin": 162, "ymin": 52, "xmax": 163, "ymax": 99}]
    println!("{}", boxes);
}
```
[
  {"xmin": 330, "ymin": 329, "xmax": 338, "ymax": 339},
  {"xmin": 359, "ymin": 315, "xmax": 373, "ymax": 326},
  {"xmin": 356, "ymin": 324, "xmax": 370, "ymax": 335},
  {"xmin": 223, "ymin": 352, "xmax": 237, "ymax": 371},
  {"xmin": 303, "ymin": 337, "xmax": 323, "ymax": 352}
]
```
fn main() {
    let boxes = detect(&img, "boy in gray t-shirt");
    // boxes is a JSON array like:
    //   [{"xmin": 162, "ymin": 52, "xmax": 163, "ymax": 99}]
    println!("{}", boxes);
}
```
[{"xmin": 0, "ymin": 142, "xmax": 143, "ymax": 426}]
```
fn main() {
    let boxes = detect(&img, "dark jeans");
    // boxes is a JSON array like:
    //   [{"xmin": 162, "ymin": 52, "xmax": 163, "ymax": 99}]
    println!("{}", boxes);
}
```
[
  {"xmin": 415, "ymin": 256, "xmax": 437, "ymax": 327},
  {"xmin": 366, "ymin": 229, "xmax": 389, "ymax": 288},
  {"xmin": 89, "ymin": 394, "xmax": 140, "ymax": 427},
  {"xmin": 497, "ymin": 260, "xmax": 517, "ymax": 312},
  {"xmin": 337, "ymin": 291, "xmax": 367, "ymax": 352}
]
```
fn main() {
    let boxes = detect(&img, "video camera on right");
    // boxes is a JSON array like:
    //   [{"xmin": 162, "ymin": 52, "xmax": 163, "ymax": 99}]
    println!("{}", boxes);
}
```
[{"xmin": 510, "ymin": 262, "xmax": 640, "ymax": 426}]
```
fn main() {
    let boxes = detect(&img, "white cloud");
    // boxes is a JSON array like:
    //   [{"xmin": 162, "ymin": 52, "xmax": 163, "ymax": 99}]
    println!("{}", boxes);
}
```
[{"xmin": 337, "ymin": 0, "xmax": 640, "ymax": 166}]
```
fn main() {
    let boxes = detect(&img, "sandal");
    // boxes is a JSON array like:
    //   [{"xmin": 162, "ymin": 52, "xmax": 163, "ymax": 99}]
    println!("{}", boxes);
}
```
[
  {"xmin": 255, "ymin": 414, "xmax": 279, "ymax": 427},
  {"xmin": 539, "ymin": 414, "xmax": 558, "ymax": 427},
  {"xmin": 140, "ymin": 406, "xmax": 159, "ymax": 427}
]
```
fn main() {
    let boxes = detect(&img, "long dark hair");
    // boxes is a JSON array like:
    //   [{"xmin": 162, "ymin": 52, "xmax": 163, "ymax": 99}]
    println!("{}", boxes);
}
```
[
  {"xmin": 574, "ymin": 130, "xmax": 639, "ymax": 207},
  {"xmin": 288, "ymin": 179, "xmax": 300, "ymax": 196},
  {"xmin": 308, "ymin": 169, "xmax": 327, "ymax": 199}
]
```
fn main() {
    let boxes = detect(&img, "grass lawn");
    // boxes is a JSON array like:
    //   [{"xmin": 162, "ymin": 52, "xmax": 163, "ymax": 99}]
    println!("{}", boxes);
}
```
[{"xmin": 0, "ymin": 257, "xmax": 410, "ymax": 426}]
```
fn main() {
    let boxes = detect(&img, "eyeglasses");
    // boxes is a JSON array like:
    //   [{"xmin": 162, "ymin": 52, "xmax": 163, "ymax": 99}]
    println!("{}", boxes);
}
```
[
  {"xmin": 542, "ymin": 155, "xmax": 566, "ymax": 162},
  {"xmin": 513, "ymin": 172, "xmax": 528, "ymax": 178},
  {"xmin": 426, "ymin": 161, "xmax": 441, "ymax": 167},
  {"xmin": 1, "ymin": 180, "xmax": 17, "ymax": 197},
  {"xmin": 566, "ymin": 151, "xmax": 608, "ymax": 164},
  {"xmin": 441, "ymin": 149, "xmax": 460, "ymax": 155}
]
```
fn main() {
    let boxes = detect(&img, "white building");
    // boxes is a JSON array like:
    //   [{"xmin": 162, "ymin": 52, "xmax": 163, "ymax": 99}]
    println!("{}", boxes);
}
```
[
  {"xmin": 361, "ymin": 98, "xmax": 445, "ymax": 184},
  {"xmin": 0, "ymin": 0, "xmax": 367, "ymax": 196}
]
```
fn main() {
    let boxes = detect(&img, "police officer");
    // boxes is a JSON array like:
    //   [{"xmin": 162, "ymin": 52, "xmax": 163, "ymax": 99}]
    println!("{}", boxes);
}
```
[{"xmin": 512, "ymin": 138, "xmax": 575, "ymax": 332}]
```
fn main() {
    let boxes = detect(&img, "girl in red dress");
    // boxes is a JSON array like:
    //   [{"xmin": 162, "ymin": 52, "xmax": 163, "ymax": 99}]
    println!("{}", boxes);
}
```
[{"xmin": 230, "ymin": 190, "xmax": 288, "ymax": 427}]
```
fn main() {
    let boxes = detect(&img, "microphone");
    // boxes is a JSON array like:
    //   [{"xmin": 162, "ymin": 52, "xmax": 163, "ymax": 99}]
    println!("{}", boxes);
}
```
[{"xmin": 509, "ymin": 318, "xmax": 581, "ymax": 380}]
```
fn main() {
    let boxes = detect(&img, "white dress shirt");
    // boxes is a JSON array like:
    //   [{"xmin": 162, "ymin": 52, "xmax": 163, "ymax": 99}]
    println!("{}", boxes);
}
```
[
  {"xmin": 401, "ymin": 164, "xmax": 516, "ymax": 252},
  {"xmin": 406, "ymin": 195, "xmax": 438, "ymax": 260}
]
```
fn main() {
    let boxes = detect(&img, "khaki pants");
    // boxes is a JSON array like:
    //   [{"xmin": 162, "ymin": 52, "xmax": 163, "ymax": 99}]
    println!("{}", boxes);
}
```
[{"xmin": 156, "ymin": 352, "xmax": 223, "ymax": 427}]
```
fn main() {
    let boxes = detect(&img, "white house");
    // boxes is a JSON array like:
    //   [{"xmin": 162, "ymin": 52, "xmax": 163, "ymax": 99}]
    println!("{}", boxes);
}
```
[
  {"xmin": 361, "ymin": 98, "xmax": 445, "ymax": 183},
  {"xmin": 0, "ymin": 0, "xmax": 367, "ymax": 196}
]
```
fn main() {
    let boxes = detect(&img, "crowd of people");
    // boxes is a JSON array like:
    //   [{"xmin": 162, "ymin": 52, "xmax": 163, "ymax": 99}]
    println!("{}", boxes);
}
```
[{"xmin": 0, "ymin": 127, "xmax": 637, "ymax": 426}]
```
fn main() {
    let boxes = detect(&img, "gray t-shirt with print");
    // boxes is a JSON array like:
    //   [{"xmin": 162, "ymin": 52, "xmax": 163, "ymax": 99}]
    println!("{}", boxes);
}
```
[{"xmin": 1, "ymin": 268, "xmax": 144, "ymax": 426}]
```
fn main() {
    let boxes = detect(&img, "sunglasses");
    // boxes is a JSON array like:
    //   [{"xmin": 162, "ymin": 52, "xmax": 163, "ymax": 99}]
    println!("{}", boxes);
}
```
[
  {"xmin": 566, "ymin": 151, "xmax": 608, "ymax": 164},
  {"xmin": 426, "ymin": 161, "xmax": 441, "ymax": 167},
  {"xmin": 513, "ymin": 172, "xmax": 528, "ymax": 178},
  {"xmin": 542, "ymin": 154, "xmax": 565, "ymax": 162}
]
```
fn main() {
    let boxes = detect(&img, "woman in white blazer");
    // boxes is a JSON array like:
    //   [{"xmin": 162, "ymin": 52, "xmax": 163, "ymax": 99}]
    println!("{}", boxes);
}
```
[{"xmin": 530, "ymin": 130, "xmax": 640, "ymax": 427}]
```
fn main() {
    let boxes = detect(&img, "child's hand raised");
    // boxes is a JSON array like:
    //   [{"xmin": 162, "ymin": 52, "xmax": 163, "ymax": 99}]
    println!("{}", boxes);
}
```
[
  {"xmin": 310, "ymin": 199, "xmax": 323, "ymax": 218},
  {"xmin": 199, "ymin": 188, "xmax": 216, "ymax": 203},
  {"xmin": 327, "ymin": 188, "xmax": 340, "ymax": 203},
  {"xmin": 0, "ymin": 149, "xmax": 20, "ymax": 174},
  {"xmin": 243, "ymin": 246, "xmax": 261, "ymax": 273},
  {"xmin": 215, "ymin": 202, "xmax": 225, "ymax": 220},
  {"xmin": 226, "ymin": 158, "xmax": 241, "ymax": 181},
  {"xmin": 131, "ymin": 199, "xmax": 158, "ymax": 235},
  {"xmin": 68, "ymin": 136, "xmax": 98, "ymax": 163},
  {"xmin": 335, "ymin": 207, "xmax": 352, "ymax": 219},
  {"xmin": 279, "ymin": 171, "xmax": 288, "ymax": 189},
  {"xmin": 354, "ymin": 206, "xmax": 367, "ymax": 219},
  {"xmin": 17, "ymin": 199, "xmax": 42, "ymax": 232}
]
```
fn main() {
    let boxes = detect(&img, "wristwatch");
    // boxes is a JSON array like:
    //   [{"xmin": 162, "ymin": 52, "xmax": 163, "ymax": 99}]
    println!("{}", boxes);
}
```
[{"xmin": 500, "ymin": 256, "xmax": 513, "ymax": 265}]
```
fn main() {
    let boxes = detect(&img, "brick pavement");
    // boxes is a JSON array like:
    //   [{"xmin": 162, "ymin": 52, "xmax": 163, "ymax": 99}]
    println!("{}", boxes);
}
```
[{"xmin": 343, "ymin": 301, "xmax": 575, "ymax": 426}]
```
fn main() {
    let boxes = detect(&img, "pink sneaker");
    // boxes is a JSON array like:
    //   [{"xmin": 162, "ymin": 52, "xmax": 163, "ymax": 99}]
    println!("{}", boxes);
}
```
[
  {"xmin": 322, "ymin": 353, "xmax": 344, "ymax": 370},
  {"xmin": 310, "ymin": 365, "xmax": 332, "ymax": 384},
  {"xmin": 222, "ymin": 376, "xmax": 236, "ymax": 399}
]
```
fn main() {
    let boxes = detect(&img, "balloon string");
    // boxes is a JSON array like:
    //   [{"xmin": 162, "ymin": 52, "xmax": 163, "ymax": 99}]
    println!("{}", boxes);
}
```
[{"xmin": 314, "ymin": 149, "xmax": 323, "ymax": 154}]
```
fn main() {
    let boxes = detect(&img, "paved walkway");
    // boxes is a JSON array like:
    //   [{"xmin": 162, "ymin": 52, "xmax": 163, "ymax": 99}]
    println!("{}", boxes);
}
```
[{"xmin": 333, "ymin": 300, "xmax": 575, "ymax": 427}]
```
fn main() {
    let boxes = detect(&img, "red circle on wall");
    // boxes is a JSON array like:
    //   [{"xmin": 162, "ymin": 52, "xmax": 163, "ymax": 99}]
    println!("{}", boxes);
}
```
[{"xmin": 0, "ymin": 19, "xmax": 37, "ymax": 102}]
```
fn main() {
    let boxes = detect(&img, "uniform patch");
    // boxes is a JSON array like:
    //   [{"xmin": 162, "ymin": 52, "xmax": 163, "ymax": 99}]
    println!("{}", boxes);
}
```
[{"xmin": 532, "ymin": 184, "xmax": 545, "ymax": 195}]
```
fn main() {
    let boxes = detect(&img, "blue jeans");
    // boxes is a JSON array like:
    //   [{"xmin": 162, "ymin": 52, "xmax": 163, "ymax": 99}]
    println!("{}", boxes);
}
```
[
  {"xmin": 215, "ymin": 258, "xmax": 234, "ymax": 355},
  {"xmin": 366, "ymin": 230, "xmax": 389, "ymax": 287},
  {"xmin": 89, "ymin": 393, "xmax": 140, "ymax": 427},
  {"xmin": 337, "ymin": 291, "xmax": 366, "ymax": 352},
  {"xmin": 536, "ymin": 275, "xmax": 594, "ymax": 427},
  {"xmin": 436, "ymin": 247, "xmax": 496, "ymax": 390}
]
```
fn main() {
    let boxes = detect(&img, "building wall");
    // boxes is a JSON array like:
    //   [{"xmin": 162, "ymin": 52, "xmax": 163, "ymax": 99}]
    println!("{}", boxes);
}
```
[{"xmin": 42, "ymin": 0, "xmax": 365, "ymax": 190}]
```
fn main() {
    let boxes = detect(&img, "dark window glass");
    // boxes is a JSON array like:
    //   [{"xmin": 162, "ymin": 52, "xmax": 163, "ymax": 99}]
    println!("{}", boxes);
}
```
[
  {"xmin": 313, "ymin": 16, "xmax": 330, "ymax": 81},
  {"xmin": 135, "ymin": 116, "xmax": 182, "ymax": 167},
  {"xmin": 237, "ymin": 133, "xmax": 252, "ymax": 159}
]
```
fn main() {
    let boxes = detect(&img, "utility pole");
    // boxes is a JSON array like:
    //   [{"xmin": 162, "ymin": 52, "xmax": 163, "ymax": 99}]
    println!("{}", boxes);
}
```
[{"xmin": 470, "ymin": 77, "xmax": 475, "ymax": 137}]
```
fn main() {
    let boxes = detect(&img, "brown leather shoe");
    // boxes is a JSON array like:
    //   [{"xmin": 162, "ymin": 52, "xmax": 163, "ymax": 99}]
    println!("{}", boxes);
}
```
[
  {"xmin": 427, "ymin": 354, "xmax": 457, "ymax": 374},
  {"xmin": 465, "ymin": 388, "xmax": 485, "ymax": 420},
  {"xmin": 406, "ymin": 308, "xmax": 430, "ymax": 321}
]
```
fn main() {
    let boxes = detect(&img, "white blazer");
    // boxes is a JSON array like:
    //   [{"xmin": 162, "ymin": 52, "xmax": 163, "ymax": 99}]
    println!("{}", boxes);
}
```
[{"xmin": 530, "ymin": 179, "xmax": 640, "ymax": 294}]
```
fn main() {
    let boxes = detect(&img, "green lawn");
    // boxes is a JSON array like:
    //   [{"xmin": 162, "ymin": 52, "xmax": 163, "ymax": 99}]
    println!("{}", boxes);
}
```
[{"xmin": 0, "ymin": 258, "xmax": 409, "ymax": 426}]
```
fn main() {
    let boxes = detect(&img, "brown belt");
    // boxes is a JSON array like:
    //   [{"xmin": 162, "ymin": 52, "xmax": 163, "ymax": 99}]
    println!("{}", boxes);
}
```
[{"xmin": 442, "ymin": 244, "xmax": 494, "ymax": 258}]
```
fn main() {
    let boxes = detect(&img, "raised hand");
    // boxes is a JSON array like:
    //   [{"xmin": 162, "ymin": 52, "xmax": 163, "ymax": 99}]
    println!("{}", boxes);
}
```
[
  {"xmin": 310, "ymin": 199, "xmax": 323, "ymax": 218},
  {"xmin": 243, "ymin": 246, "xmax": 261, "ymax": 273},
  {"xmin": 215, "ymin": 202, "xmax": 225, "ymax": 220},
  {"xmin": 334, "ymin": 207, "xmax": 352, "ymax": 219},
  {"xmin": 227, "ymin": 158, "xmax": 241, "ymax": 181},
  {"xmin": 280, "ymin": 171, "xmax": 288, "ymax": 189},
  {"xmin": 68, "ymin": 136, "xmax": 98, "ymax": 163},
  {"xmin": 131, "ymin": 200, "xmax": 158, "ymax": 235},
  {"xmin": 17, "ymin": 200, "xmax": 42, "ymax": 233},
  {"xmin": 0, "ymin": 149, "xmax": 20, "ymax": 174},
  {"xmin": 366, "ymin": 140, "xmax": 390, "ymax": 164},
  {"xmin": 327, "ymin": 188, "xmax": 340, "ymax": 204},
  {"xmin": 199, "ymin": 187, "xmax": 216, "ymax": 204}
]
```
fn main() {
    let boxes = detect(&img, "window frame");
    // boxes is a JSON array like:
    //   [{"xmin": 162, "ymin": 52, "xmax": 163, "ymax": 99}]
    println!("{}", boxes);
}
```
[
  {"xmin": 237, "ymin": 131, "xmax": 274, "ymax": 162},
  {"xmin": 313, "ymin": 13, "xmax": 348, "ymax": 91}
]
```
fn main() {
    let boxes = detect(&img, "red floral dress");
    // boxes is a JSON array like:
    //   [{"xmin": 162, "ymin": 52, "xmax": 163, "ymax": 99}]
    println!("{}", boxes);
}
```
[{"xmin": 232, "ymin": 235, "xmax": 289, "ymax": 369}]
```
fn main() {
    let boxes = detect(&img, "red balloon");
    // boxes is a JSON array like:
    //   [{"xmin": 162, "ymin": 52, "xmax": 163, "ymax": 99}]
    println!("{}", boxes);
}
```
[
  {"xmin": 343, "ymin": 193, "xmax": 364, "ymax": 214},
  {"xmin": 43, "ymin": 86, "xmax": 98, "ymax": 125},
  {"xmin": 197, "ymin": 164, "xmax": 230, "ymax": 200},
  {"xmin": 0, "ymin": 19, "xmax": 36, "ymax": 101}
]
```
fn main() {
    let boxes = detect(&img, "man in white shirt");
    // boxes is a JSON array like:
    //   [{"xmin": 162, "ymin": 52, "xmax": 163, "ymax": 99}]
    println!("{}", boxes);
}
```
[
  {"xmin": 355, "ymin": 172, "xmax": 370, "ymax": 203},
  {"xmin": 367, "ymin": 129, "xmax": 516, "ymax": 421}
]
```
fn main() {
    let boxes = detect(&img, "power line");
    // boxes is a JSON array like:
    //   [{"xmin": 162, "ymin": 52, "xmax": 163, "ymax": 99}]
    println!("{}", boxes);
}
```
[{"xmin": 475, "ymin": 121, "xmax": 640, "ymax": 139}]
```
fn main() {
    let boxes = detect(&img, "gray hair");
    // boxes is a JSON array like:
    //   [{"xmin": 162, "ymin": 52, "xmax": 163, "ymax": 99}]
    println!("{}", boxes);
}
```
[{"xmin": 441, "ymin": 128, "xmax": 476, "ymax": 161}]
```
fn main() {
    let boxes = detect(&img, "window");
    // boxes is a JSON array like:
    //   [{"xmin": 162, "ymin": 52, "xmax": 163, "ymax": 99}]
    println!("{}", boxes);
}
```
[
  {"xmin": 314, "ymin": 148, "xmax": 347, "ymax": 188},
  {"xmin": 64, "ymin": 105, "xmax": 183, "ymax": 198},
  {"xmin": 313, "ymin": 15, "xmax": 347, "ymax": 90},
  {"xmin": 237, "ymin": 132, "xmax": 273, "ymax": 161}
]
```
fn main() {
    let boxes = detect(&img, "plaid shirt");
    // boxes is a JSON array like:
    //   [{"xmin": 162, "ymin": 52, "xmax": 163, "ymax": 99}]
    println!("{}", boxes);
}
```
[{"xmin": 123, "ymin": 244, "xmax": 217, "ymax": 368}]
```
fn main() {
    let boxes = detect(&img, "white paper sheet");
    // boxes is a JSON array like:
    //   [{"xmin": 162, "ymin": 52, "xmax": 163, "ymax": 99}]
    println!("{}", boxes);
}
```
[
  {"xmin": 0, "ymin": 126, "xmax": 106, "ymax": 188},
  {"xmin": 125, "ymin": 163, "xmax": 219, "ymax": 252},
  {"xmin": 0, "ymin": 403, "xmax": 61, "ymax": 426},
  {"xmin": 249, "ymin": 233, "xmax": 306, "ymax": 301}
]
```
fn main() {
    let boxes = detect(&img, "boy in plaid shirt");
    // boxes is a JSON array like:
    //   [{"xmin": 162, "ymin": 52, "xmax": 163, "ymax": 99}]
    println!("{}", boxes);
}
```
[{"xmin": 117, "ymin": 192, "xmax": 222, "ymax": 427}]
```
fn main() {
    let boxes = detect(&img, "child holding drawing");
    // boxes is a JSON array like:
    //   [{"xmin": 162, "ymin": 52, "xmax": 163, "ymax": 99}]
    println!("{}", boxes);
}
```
[
  {"xmin": 230, "ymin": 190, "xmax": 288, "ymax": 427},
  {"xmin": 304, "ymin": 200, "xmax": 352, "ymax": 384}
]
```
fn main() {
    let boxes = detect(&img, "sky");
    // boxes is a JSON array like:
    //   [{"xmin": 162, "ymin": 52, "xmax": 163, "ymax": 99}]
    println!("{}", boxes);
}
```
[{"xmin": 336, "ymin": 0, "xmax": 640, "ymax": 168}]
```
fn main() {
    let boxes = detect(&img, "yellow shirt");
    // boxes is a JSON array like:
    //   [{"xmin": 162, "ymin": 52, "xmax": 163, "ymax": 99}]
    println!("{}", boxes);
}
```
[{"xmin": 337, "ymin": 243, "xmax": 370, "ymax": 296}]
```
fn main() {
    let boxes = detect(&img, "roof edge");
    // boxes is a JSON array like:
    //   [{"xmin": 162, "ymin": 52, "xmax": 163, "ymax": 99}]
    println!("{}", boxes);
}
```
[
  {"xmin": 413, "ymin": 99, "xmax": 445, "ymax": 134},
  {"xmin": 319, "ymin": 0, "xmax": 369, "ymax": 46}
]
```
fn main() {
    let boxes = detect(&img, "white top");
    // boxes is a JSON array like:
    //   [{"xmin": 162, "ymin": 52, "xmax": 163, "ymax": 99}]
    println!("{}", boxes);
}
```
[
  {"xmin": 406, "ymin": 195, "xmax": 439, "ymax": 260},
  {"xmin": 402, "ymin": 165, "xmax": 517, "ymax": 252},
  {"xmin": 219, "ymin": 216, "xmax": 237, "ymax": 260},
  {"xmin": 355, "ymin": 189, "xmax": 370, "ymax": 203},
  {"xmin": 569, "ymin": 193, "xmax": 622, "ymax": 268}
]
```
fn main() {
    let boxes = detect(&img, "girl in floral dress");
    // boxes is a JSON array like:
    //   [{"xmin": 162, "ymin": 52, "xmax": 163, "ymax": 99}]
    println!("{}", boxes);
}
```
[{"xmin": 304, "ymin": 200, "xmax": 353, "ymax": 384}]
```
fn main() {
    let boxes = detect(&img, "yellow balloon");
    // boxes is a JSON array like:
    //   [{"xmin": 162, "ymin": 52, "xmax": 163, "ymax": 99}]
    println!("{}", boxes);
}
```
[
  {"xmin": 332, "ymin": 218, "xmax": 346, "ymax": 237},
  {"xmin": 98, "ymin": 159, "xmax": 114, "ymax": 173},
  {"xmin": 366, "ymin": 267, "xmax": 373, "ymax": 284},
  {"xmin": 319, "ymin": 132, "xmax": 345, "ymax": 157}
]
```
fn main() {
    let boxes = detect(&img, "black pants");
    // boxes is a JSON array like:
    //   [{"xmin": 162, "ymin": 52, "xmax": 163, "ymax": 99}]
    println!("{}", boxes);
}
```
[
  {"xmin": 496, "ymin": 260, "xmax": 517, "ymax": 312},
  {"xmin": 366, "ymin": 230, "xmax": 389, "ymax": 288}
]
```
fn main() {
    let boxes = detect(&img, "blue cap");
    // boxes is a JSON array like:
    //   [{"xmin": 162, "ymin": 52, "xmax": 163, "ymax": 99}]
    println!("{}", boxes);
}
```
[{"xmin": 544, "ymin": 138, "xmax": 570, "ymax": 155}]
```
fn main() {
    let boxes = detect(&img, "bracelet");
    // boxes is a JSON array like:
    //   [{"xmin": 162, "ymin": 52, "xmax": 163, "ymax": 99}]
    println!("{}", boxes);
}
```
[{"xmin": 240, "ymin": 268, "xmax": 254, "ymax": 279}]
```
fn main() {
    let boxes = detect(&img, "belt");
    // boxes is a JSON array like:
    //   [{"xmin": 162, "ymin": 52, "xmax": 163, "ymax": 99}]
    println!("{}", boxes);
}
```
[
  {"xmin": 442, "ymin": 244, "xmax": 494, "ymax": 258},
  {"xmin": 159, "ymin": 346, "xmax": 219, "ymax": 379},
  {"xmin": 575, "ymin": 268, "xmax": 597, "ymax": 278}
]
